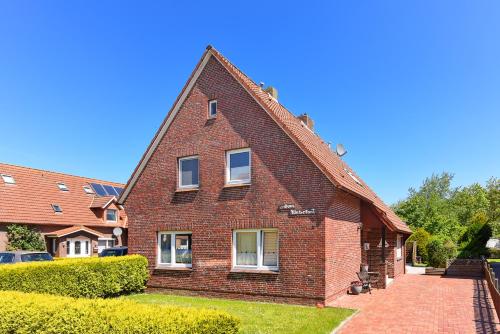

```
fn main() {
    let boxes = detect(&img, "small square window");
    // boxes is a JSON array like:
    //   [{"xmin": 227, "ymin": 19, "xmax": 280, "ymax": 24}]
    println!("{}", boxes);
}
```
[
  {"xmin": 178, "ymin": 156, "xmax": 199, "ymax": 189},
  {"xmin": 1, "ymin": 174, "xmax": 15, "ymax": 184},
  {"xmin": 57, "ymin": 182, "xmax": 69, "ymax": 191},
  {"xmin": 51, "ymin": 204, "xmax": 63, "ymax": 213},
  {"xmin": 209, "ymin": 100, "xmax": 217, "ymax": 118},
  {"xmin": 106, "ymin": 209, "xmax": 117, "ymax": 222},
  {"xmin": 83, "ymin": 186, "xmax": 94, "ymax": 194},
  {"xmin": 226, "ymin": 148, "xmax": 251, "ymax": 185}
]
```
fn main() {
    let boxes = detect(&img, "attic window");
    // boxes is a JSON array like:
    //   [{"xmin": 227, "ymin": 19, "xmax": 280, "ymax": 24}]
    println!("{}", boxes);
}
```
[
  {"xmin": 1, "ymin": 174, "xmax": 15, "ymax": 184},
  {"xmin": 83, "ymin": 186, "xmax": 94, "ymax": 194},
  {"xmin": 208, "ymin": 100, "xmax": 217, "ymax": 118},
  {"xmin": 344, "ymin": 168, "xmax": 363, "ymax": 186},
  {"xmin": 51, "ymin": 204, "xmax": 63, "ymax": 213},
  {"xmin": 57, "ymin": 182, "xmax": 69, "ymax": 191}
]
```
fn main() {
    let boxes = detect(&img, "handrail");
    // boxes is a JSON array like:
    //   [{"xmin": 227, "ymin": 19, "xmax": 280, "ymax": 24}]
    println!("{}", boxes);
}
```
[{"xmin": 482, "ymin": 258, "xmax": 500, "ymax": 320}]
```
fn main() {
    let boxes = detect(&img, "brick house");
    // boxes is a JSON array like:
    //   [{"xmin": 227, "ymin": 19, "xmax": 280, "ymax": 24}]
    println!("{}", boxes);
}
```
[
  {"xmin": 118, "ymin": 46, "xmax": 412, "ymax": 305},
  {"xmin": 0, "ymin": 163, "xmax": 127, "ymax": 257}
]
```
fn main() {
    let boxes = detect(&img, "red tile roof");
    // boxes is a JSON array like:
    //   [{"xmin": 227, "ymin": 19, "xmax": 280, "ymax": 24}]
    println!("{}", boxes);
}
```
[
  {"xmin": 90, "ymin": 196, "xmax": 116, "ymax": 209},
  {"xmin": 208, "ymin": 47, "xmax": 411, "ymax": 234},
  {"xmin": 45, "ymin": 225, "xmax": 104, "ymax": 238},
  {"xmin": 0, "ymin": 163, "xmax": 127, "ymax": 228}
]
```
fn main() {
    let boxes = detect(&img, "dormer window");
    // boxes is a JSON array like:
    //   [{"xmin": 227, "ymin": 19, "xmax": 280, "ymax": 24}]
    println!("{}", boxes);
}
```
[
  {"xmin": 57, "ymin": 182, "xmax": 69, "ymax": 191},
  {"xmin": 83, "ymin": 185, "xmax": 94, "ymax": 194},
  {"xmin": 106, "ymin": 209, "xmax": 117, "ymax": 222},
  {"xmin": 51, "ymin": 204, "xmax": 63, "ymax": 213},
  {"xmin": 1, "ymin": 174, "xmax": 15, "ymax": 184},
  {"xmin": 208, "ymin": 100, "xmax": 217, "ymax": 118}
]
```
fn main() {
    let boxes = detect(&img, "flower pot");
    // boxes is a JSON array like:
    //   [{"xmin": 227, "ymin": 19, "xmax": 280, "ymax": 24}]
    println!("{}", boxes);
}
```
[{"xmin": 351, "ymin": 284, "xmax": 363, "ymax": 295}]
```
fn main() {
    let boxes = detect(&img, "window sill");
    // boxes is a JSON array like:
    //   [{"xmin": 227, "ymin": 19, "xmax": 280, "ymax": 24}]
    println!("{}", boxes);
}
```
[
  {"xmin": 223, "ymin": 183, "xmax": 251, "ymax": 189},
  {"xmin": 154, "ymin": 266, "xmax": 193, "ymax": 271},
  {"xmin": 175, "ymin": 187, "xmax": 199, "ymax": 193},
  {"xmin": 397, "ymin": 257, "xmax": 403, "ymax": 261},
  {"xmin": 230, "ymin": 268, "xmax": 279, "ymax": 275}
]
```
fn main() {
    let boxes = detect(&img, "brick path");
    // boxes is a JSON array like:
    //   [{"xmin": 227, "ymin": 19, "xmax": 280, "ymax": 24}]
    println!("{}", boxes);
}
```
[{"xmin": 329, "ymin": 274, "xmax": 499, "ymax": 334}]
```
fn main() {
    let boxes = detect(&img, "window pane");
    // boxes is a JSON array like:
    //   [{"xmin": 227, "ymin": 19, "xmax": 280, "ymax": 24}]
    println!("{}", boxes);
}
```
[
  {"xmin": 263, "ymin": 231, "xmax": 278, "ymax": 267},
  {"xmin": 229, "ymin": 151, "xmax": 250, "ymax": 182},
  {"xmin": 160, "ymin": 234, "xmax": 171, "ymax": 264},
  {"xmin": 180, "ymin": 158, "xmax": 199, "ymax": 186},
  {"xmin": 106, "ymin": 209, "xmax": 117, "ymax": 221},
  {"xmin": 175, "ymin": 234, "xmax": 192, "ymax": 264},
  {"xmin": 74, "ymin": 241, "xmax": 81, "ymax": 255},
  {"xmin": 236, "ymin": 232, "xmax": 257, "ymax": 266},
  {"xmin": 210, "ymin": 101, "xmax": 217, "ymax": 116}
]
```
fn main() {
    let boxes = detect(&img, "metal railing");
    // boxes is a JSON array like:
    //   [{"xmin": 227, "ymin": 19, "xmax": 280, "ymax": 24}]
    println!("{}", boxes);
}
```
[{"xmin": 482, "ymin": 257, "xmax": 500, "ymax": 320}]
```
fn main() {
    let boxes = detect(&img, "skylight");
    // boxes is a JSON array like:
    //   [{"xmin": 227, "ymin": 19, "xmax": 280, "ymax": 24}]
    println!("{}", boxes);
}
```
[
  {"xmin": 344, "ymin": 168, "xmax": 363, "ymax": 186},
  {"xmin": 1, "ymin": 174, "xmax": 15, "ymax": 184},
  {"xmin": 51, "ymin": 204, "xmax": 63, "ymax": 213},
  {"xmin": 57, "ymin": 182, "xmax": 69, "ymax": 191},
  {"xmin": 83, "ymin": 185, "xmax": 94, "ymax": 194}
]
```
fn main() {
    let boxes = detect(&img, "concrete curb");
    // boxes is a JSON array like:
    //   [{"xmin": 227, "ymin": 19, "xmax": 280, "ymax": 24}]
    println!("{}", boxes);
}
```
[{"xmin": 330, "ymin": 309, "xmax": 360, "ymax": 334}]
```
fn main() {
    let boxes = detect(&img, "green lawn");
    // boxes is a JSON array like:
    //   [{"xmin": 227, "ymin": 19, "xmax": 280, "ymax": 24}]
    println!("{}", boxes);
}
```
[
  {"xmin": 124, "ymin": 293, "xmax": 355, "ymax": 334},
  {"xmin": 487, "ymin": 259, "xmax": 500, "ymax": 263}
]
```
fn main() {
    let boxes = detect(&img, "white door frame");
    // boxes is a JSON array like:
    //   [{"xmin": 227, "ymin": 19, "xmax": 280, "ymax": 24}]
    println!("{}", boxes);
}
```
[{"xmin": 66, "ymin": 237, "xmax": 91, "ymax": 258}]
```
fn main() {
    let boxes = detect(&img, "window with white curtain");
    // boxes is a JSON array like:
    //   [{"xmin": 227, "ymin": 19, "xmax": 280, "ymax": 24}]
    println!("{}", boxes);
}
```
[
  {"xmin": 396, "ymin": 234, "xmax": 402, "ymax": 259},
  {"xmin": 233, "ymin": 229, "xmax": 278, "ymax": 270}
]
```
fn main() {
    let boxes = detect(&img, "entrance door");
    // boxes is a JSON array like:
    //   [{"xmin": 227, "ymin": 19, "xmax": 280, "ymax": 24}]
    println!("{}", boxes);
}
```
[{"xmin": 66, "ymin": 237, "xmax": 91, "ymax": 257}]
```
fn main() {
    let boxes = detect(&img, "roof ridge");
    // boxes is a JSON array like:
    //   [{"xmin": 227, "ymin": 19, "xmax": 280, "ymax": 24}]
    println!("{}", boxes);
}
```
[{"xmin": 0, "ymin": 161, "xmax": 125, "ymax": 186}]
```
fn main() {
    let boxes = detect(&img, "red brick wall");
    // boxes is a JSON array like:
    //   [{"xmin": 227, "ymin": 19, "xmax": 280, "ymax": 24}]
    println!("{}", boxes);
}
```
[
  {"xmin": 125, "ymin": 56, "xmax": 342, "ymax": 304},
  {"xmin": 325, "ymin": 190, "xmax": 362, "ymax": 302}
]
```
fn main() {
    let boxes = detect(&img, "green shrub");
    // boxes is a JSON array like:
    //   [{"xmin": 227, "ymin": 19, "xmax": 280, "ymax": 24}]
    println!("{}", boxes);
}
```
[
  {"xmin": 406, "ymin": 228, "xmax": 431, "ymax": 262},
  {"xmin": 427, "ymin": 236, "xmax": 457, "ymax": 267},
  {"xmin": 6, "ymin": 224, "xmax": 45, "ymax": 251},
  {"xmin": 0, "ymin": 291, "xmax": 239, "ymax": 334},
  {"xmin": 0, "ymin": 255, "xmax": 148, "ymax": 298}
]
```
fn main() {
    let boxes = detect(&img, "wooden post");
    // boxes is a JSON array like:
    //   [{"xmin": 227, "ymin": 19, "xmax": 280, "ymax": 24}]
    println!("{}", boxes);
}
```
[
  {"xmin": 381, "ymin": 226, "xmax": 386, "ymax": 263},
  {"xmin": 412, "ymin": 241, "xmax": 417, "ymax": 264},
  {"xmin": 495, "ymin": 278, "xmax": 499, "ymax": 291}
]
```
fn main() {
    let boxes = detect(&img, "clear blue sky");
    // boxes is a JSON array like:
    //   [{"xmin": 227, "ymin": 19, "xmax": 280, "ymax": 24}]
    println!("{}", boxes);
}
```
[{"xmin": 0, "ymin": 1, "xmax": 499, "ymax": 204}]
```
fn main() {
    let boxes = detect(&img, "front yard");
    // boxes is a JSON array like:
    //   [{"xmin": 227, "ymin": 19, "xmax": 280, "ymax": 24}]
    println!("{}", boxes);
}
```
[{"xmin": 125, "ymin": 293, "xmax": 354, "ymax": 334}]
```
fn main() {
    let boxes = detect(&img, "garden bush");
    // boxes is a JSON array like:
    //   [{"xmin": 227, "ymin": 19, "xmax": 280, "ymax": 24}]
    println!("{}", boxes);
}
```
[
  {"xmin": 0, "ymin": 255, "xmax": 148, "ymax": 298},
  {"xmin": 406, "ymin": 227, "xmax": 431, "ymax": 262},
  {"xmin": 427, "ymin": 236, "xmax": 457, "ymax": 267},
  {"xmin": 0, "ymin": 291, "xmax": 239, "ymax": 334}
]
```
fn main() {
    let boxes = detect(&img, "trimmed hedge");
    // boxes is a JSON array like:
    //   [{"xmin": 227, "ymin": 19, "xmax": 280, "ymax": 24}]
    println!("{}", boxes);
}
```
[
  {"xmin": 0, "ymin": 291, "xmax": 240, "ymax": 334},
  {"xmin": 0, "ymin": 255, "xmax": 148, "ymax": 298}
]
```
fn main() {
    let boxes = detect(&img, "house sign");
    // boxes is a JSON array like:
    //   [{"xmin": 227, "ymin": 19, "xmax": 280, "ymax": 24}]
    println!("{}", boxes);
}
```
[
  {"xmin": 278, "ymin": 203, "xmax": 295, "ymax": 211},
  {"xmin": 289, "ymin": 208, "xmax": 316, "ymax": 216}
]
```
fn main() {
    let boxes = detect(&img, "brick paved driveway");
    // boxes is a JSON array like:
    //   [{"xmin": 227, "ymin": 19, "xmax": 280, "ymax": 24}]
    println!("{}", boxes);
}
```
[{"xmin": 329, "ymin": 274, "xmax": 499, "ymax": 334}]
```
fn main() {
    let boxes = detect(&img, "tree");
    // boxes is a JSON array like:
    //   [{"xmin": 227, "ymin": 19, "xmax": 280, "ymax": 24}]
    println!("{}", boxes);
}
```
[
  {"xmin": 406, "ymin": 228, "xmax": 431, "ymax": 262},
  {"xmin": 6, "ymin": 225, "xmax": 46, "ymax": 251}
]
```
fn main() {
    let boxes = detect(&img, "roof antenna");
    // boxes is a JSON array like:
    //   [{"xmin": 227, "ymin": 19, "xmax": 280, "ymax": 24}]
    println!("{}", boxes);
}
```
[
  {"xmin": 336, "ymin": 143, "xmax": 347, "ymax": 157},
  {"xmin": 259, "ymin": 82, "xmax": 265, "ymax": 88}
]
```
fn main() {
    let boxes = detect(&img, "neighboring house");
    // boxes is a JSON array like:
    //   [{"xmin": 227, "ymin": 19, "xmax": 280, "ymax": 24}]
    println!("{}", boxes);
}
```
[
  {"xmin": 118, "ymin": 46, "xmax": 412, "ymax": 305},
  {"xmin": 0, "ymin": 163, "xmax": 127, "ymax": 257}
]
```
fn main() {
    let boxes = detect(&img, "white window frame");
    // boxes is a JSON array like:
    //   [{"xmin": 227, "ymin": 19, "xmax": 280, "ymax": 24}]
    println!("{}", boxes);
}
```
[
  {"xmin": 208, "ymin": 100, "xmax": 217, "ymax": 118},
  {"xmin": 1, "ymin": 174, "xmax": 15, "ymax": 184},
  {"xmin": 157, "ymin": 231, "xmax": 192, "ymax": 268},
  {"xmin": 178, "ymin": 155, "xmax": 199, "ymax": 189},
  {"xmin": 225, "ymin": 148, "xmax": 251, "ymax": 185},
  {"xmin": 396, "ymin": 234, "xmax": 402, "ymax": 259},
  {"xmin": 57, "ymin": 182, "xmax": 69, "ymax": 191},
  {"xmin": 83, "ymin": 185, "xmax": 94, "ymax": 194},
  {"xmin": 232, "ymin": 229, "xmax": 278, "ymax": 271},
  {"xmin": 106, "ymin": 209, "xmax": 118, "ymax": 222}
]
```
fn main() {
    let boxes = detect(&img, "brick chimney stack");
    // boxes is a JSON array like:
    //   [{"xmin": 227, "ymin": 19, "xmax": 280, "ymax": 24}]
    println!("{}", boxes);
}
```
[{"xmin": 297, "ymin": 113, "xmax": 314, "ymax": 131}]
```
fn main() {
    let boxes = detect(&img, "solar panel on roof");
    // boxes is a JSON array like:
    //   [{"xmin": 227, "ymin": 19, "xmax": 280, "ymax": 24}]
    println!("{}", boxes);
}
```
[
  {"xmin": 90, "ymin": 183, "xmax": 107, "ymax": 196},
  {"xmin": 103, "ymin": 185, "xmax": 119, "ymax": 196},
  {"xmin": 114, "ymin": 187, "xmax": 124, "ymax": 195}
]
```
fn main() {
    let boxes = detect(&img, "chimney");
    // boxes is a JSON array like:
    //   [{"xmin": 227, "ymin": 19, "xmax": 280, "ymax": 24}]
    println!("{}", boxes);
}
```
[
  {"xmin": 264, "ymin": 86, "xmax": 278, "ymax": 100},
  {"xmin": 297, "ymin": 113, "xmax": 314, "ymax": 130}
]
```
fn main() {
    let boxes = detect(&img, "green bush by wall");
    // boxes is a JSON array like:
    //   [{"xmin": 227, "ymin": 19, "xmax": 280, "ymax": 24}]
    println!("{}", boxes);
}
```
[
  {"xmin": 0, "ymin": 255, "xmax": 148, "ymax": 298},
  {"xmin": 0, "ymin": 291, "xmax": 239, "ymax": 334}
]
